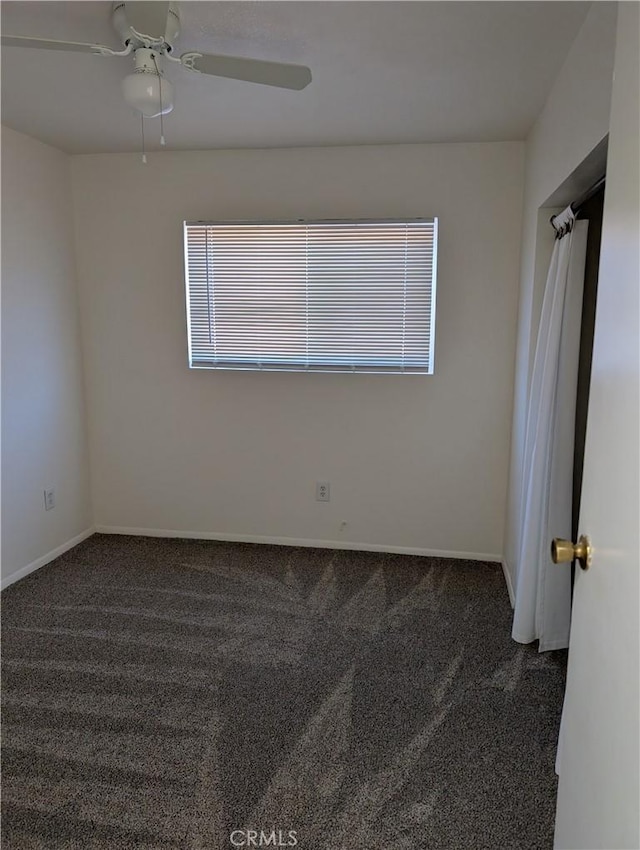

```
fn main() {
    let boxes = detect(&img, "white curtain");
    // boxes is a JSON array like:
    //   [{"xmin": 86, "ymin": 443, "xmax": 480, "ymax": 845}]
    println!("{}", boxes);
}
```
[{"xmin": 512, "ymin": 207, "xmax": 589, "ymax": 652}]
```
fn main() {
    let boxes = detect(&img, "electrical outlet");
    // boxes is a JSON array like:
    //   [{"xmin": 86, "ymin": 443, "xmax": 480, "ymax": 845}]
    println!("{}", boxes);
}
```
[
  {"xmin": 44, "ymin": 488, "xmax": 55, "ymax": 511},
  {"xmin": 316, "ymin": 481, "xmax": 330, "ymax": 502}
]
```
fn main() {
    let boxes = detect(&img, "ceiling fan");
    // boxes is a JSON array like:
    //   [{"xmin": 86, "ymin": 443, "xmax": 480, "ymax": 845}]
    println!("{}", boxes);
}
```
[{"xmin": 1, "ymin": 1, "xmax": 312, "ymax": 122}]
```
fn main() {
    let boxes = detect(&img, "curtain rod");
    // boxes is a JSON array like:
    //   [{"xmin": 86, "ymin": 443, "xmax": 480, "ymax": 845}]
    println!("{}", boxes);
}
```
[{"xmin": 571, "ymin": 175, "xmax": 606, "ymax": 213}]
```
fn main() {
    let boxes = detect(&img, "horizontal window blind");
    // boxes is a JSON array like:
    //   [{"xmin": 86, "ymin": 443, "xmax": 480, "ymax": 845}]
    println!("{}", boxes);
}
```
[{"xmin": 184, "ymin": 218, "xmax": 438, "ymax": 374}]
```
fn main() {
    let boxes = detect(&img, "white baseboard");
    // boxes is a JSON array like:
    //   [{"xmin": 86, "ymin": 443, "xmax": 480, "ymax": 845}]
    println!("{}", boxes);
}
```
[
  {"xmin": 1, "ymin": 527, "xmax": 95, "ymax": 591},
  {"xmin": 1, "ymin": 524, "xmax": 507, "ymax": 589},
  {"xmin": 95, "ymin": 525, "xmax": 502, "ymax": 563},
  {"xmin": 501, "ymin": 558, "xmax": 516, "ymax": 608}
]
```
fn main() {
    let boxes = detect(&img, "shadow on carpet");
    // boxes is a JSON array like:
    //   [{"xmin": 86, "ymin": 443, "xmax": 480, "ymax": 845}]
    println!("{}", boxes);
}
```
[{"xmin": 1, "ymin": 534, "xmax": 567, "ymax": 849}]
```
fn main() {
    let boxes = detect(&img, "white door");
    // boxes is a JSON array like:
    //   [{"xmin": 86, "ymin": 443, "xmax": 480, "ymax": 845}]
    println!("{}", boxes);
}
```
[{"xmin": 553, "ymin": 5, "xmax": 639, "ymax": 849}]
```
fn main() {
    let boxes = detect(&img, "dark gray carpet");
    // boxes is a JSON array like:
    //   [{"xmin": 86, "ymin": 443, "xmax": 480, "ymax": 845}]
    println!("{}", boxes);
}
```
[{"xmin": 1, "ymin": 534, "xmax": 567, "ymax": 849}]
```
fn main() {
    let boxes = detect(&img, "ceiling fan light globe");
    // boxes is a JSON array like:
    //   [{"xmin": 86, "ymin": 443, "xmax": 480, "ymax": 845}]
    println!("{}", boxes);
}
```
[{"xmin": 122, "ymin": 71, "xmax": 174, "ymax": 118}]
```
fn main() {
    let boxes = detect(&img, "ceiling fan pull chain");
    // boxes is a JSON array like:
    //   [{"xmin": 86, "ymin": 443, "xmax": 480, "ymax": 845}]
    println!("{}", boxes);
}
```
[
  {"xmin": 159, "ymin": 92, "xmax": 165, "ymax": 145},
  {"xmin": 141, "ymin": 114, "xmax": 147, "ymax": 164}
]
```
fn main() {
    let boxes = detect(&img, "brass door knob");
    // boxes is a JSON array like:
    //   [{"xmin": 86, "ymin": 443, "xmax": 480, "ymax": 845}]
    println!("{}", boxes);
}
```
[{"xmin": 551, "ymin": 535, "xmax": 592, "ymax": 570}]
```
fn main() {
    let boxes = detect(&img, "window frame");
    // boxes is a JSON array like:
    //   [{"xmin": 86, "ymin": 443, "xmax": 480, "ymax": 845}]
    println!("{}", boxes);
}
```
[{"xmin": 183, "ymin": 216, "xmax": 438, "ymax": 375}]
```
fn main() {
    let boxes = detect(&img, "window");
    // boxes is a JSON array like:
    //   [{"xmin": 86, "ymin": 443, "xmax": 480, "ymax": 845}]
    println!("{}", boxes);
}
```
[{"xmin": 183, "ymin": 218, "xmax": 438, "ymax": 374}]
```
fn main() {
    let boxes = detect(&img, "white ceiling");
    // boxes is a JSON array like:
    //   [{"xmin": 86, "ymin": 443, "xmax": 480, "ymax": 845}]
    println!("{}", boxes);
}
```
[{"xmin": 1, "ymin": 1, "xmax": 590, "ymax": 154}]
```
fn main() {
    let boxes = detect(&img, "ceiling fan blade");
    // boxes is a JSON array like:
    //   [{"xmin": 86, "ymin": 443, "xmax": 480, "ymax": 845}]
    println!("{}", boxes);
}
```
[
  {"xmin": 120, "ymin": 2, "xmax": 170, "ymax": 40},
  {"xmin": 182, "ymin": 52, "xmax": 312, "ymax": 91},
  {"xmin": 1, "ymin": 35, "xmax": 113, "ymax": 54}
]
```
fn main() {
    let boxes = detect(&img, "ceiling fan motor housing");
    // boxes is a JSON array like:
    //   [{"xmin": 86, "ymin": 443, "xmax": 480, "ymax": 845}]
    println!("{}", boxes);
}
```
[{"xmin": 112, "ymin": 2, "xmax": 181, "ymax": 52}]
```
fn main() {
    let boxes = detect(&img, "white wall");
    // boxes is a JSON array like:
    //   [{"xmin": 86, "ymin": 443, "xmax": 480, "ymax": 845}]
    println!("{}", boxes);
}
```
[
  {"xmin": 72, "ymin": 141, "xmax": 524, "ymax": 558},
  {"xmin": 503, "ymin": 2, "xmax": 618, "ymax": 589},
  {"xmin": 1, "ymin": 127, "xmax": 93, "ymax": 587}
]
